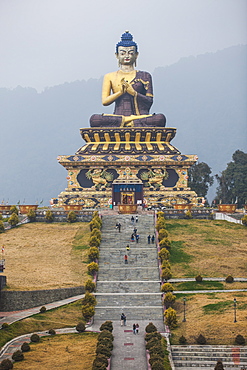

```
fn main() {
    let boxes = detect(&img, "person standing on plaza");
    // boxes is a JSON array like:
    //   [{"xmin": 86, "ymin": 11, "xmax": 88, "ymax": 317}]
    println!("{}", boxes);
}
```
[
  {"xmin": 135, "ymin": 215, "xmax": 138, "ymax": 223},
  {"xmin": 136, "ymin": 323, "xmax": 139, "ymax": 334},
  {"xmin": 133, "ymin": 323, "xmax": 136, "ymax": 334},
  {"xmin": 136, "ymin": 234, "xmax": 139, "ymax": 243},
  {"xmin": 151, "ymin": 235, "xmax": 155, "ymax": 244},
  {"xmin": 131, "ymin": 215, "xmax": 135, "ymax": 224}
]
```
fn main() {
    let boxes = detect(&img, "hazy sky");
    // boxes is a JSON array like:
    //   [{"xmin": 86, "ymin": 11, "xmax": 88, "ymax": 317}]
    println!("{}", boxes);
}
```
[{"xmin": 0, "ymin": 0, "xmax": 246, "ymax": 92}]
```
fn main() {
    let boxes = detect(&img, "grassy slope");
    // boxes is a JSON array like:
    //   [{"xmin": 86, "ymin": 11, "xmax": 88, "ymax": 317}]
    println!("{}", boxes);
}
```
[
  {"xmin": 164, "ymin": 219, "xmax": 247, "ymax": 344},
  {"xmin": 0, "ymin": 222, "xmax": 91, "ymax": 290}
]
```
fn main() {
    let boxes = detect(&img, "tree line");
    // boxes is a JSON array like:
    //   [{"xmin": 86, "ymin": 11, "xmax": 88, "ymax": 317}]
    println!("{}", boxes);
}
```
[{"xmin": 188, "ymin": 150, "xmax": 247, "ymax": 207}]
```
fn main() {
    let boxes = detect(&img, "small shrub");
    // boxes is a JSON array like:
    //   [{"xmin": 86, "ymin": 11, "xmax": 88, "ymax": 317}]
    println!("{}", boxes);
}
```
[
  {"xmin": 159, "ymin": 238, "xmax": 172, "ymax": 249},
  {"xmin": 82, "ymin": 305, "xmax": 95, "ymax": 322},
  {"xmin": 0, "ymin": 221, "xmax": 5, "ymax": 233},
  {"xmin": 27, "ymin": 209, "xmax": 36, "ymax": 222},
  {"xmin": 146, "ymin": 338, "xmax": 160, "ymax": 350},
  {"xmin": 87, "ymin": 262, "xmax": 99, "ymax": 276},
  {"xmin": 163, "ymin": 292, "xmax": 176, "ymax": 308},
  {"xmin": 98, "ymin": 330, "xmax": 114, "ymax": 342},
  {"xmin": 91, "ymin": 228, "xmax": 102, "ymax": 240},
  {"xmin": 241, "ymin": 214, "xmax": 247, "ymax": 226},
  {"xmin": 161, "ymin": 282, "xmax": 174, "ymax": 293},
  {"xmin": 0, "ymin": 359, "xmax": 13, "ymax": 370},
  {"xmin": 8, "ymin": 213, "xmax": 19, "ymax": 227},
  {"xmin": 158, "ymin": 248, "xmax": 170, "ymax": 262},
  {"xmin": 67, "ymin": 210, "xmax": 77, "ymax": 223},
  {"xmin": 179, "ymin": 335, "xmax": 187, "ymax": 344},
  {"xmin": 96, "ymin": 345, "xmax": 111, "ymax": 358},
  {"xmin": 48, "ymin": 328, "xmax": 56, "ymax": 335},
  {"xmin": 225, "ymin": 275, "xmax": 234, "ymax": 283},
  {"xmin": 100, "ymin": 321, "xmax": 113, "ymax": 333},
  {"xmin": 145, "ymin": 332, "xmax": 162, "ymax": 342},
  {"xmin": 30, "ymin": 333, "xmax": 40, "ymax": 343},
  {"xmin": 76, "ymin": 322, "xmax": 86, "ymax": 332},
  {"xmin": 89, "ymin": 220, "xmax": 100, "ymax": 231},
  {"xmin": 196, "ymin": 334, "xmax": 206, "ymax": 345},
  {"xmin": 145, "ymin": 322, "xmax": 157, "ymax": 333},
  {"xmin": 97, "ymin": 338, "xmax": 113, "ymax": 351},
  {"xmin": 1, "ymin": 323, "xmax": 9, "ymax": 330},
  {"xmin": 10, "ymin": 205, "xmax": 18, "ymax": 215},
  {"xmin": 235, "ymin": 334, "xmax": 245, "ymax": 345},
  {"xmin": 85, "ymin": 279, "xmax": 96, "ymax": 292},
  {"xmin": 150, "ymin": 360, "xmax": 164, "ymax": 370},
  {"xmin": 185, "ymin": 210, "xmax": 192, "ymax": 219},
  {"xmin": 164, "ymin": 307, "xmax": 178, "ymax": 329},
  {"xmin": 88, "ymin": 246, "xmax": 99, "ymax": 261},
  {"xmin": 21, "ymin": 342, "xmax": 30, "ymax": 352},
  {"xmin": 44, "ymin": 210, "xmax": 54, "ymax": 222},
  {"xmin": 195, "ymin": 274, "xmax": 203, "ymax": 282},
  {"xmin": 93, "ymin": 354, "xmax": 108, "ymax": 367},
  {"xmin": 214, "ymin": 360, "xmax": 224, "ymax": 370},
  {"xmin": 149, "ymin": 354, "xmax": 163, "ymax": 366},
  {"xmin": 158, "ymin": 228, "xmax": 168, "ymax": 241},
  {"xmin": 161, "ymin": 267, "xmax": 172, "ymax": 281},
  {"xmin": 12, "ymin": 350, "xmax": 24, "ymax": 361},
  {"xmin": 39, "ymin": 306, "xmax": 46, "ymax": 313},
  {"xmin": 148, "ymin": 344, "xmax": 164, "ymax": 358},
  {"xmin": 89, "ymin": 236, "xmax": 100, "ymax": 248},
  {"xmin": 161, "ymin": 260, "xmax": 171, "ymax": 270},
  {"xmin": 82, "ymin": 292, "xmax": 97, "ymax": 306},
  {"xmin": 156, "ymin": 218, "xmax": 166, "ymax": 231}
]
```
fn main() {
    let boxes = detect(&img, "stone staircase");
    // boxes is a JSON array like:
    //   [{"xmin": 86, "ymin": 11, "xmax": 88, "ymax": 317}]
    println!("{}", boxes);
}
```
[
  {"xmin": 94, "ymin": 214, "xmax": 164, "ymax": 321},
  {"xmin": 171, "ymin": 345, "xmax": 247, "ymax": 369}
]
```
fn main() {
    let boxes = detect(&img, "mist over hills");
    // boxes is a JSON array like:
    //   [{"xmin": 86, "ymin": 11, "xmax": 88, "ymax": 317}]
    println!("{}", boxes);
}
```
[{"xmin": 0, "ymin": 45, "xmax": 246, "ymax": 205}]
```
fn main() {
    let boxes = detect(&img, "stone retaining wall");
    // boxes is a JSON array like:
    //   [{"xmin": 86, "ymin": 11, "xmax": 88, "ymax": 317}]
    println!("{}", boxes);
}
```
[{"xmin": 0, "ymin": 286, "xmax": 85, "ymax": 311}]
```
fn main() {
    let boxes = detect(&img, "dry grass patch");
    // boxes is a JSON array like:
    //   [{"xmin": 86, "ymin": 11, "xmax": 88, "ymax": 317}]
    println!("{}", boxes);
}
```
[
  {"xmin": 171, "ymin": 292, "xmax": 247, "ymax": 345},
  {"xmin": 166, "ymin": 219, "xmax": 247, "ymax": 278},
  {"xmin": 13, "ymin": 332, "xmax": 98, "ymax": 370},
  {"xmin": 0, "ymin": 222, "xmax": 91, "ymax": 290}
]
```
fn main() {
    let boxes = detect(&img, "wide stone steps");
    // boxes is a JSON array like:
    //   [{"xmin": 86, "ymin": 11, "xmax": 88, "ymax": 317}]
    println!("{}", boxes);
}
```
[
  {"xmin": 94, "ymin": 214, "xmax": 162, "ymax": 321},
  {"xmin": 171, "ymin": 345, "xmax": 247, "ymax": 368},
  {"xmin": 96, "ymin": 281, "xmax": 160, "ymax": 293},
  {"xmin": 97, "ymin": 266, "xmax": 160, "ymax": 280},
  {"xmin": 95, "ymin": 293, "xmax": 162, "ymax": 307},
  {"xmin": 94, "ymin": 306, "xmax": 163, "ymax": 321}
]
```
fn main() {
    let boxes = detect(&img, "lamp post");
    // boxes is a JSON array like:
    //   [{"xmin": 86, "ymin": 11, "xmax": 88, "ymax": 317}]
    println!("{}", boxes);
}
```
[
  {"xmin": 183, "ymin": 297, "xmax": 186, "ymax": 322},
  {"xmin": 234, "ymin": 298, "xmax": 237, "ymax": 323}
]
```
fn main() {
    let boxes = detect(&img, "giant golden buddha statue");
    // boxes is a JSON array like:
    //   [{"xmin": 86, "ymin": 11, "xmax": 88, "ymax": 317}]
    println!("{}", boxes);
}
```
[{"xmin": 90, "ymin": 31, "xmax": 166, "ymax": 128}]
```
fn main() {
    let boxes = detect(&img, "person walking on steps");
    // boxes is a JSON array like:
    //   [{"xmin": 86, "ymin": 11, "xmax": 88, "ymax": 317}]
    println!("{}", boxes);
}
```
[
  {"xmin": 133, "ymin": 323, "xmax": 136, "ymax": 334},
  {"xmin": 151, "ymin": 235, "xmax": 155, "ymax": 244},
  {"xmin": 136, "ymin": 323, "xmax": 139, "ymax": 334},
  {"xmin": 136, "ymin": 234, "xmax": 139, "ymax": 243},
  {"xmin": 131, "ymin": 215, "xmax": 135, "ymax": 224},
  {"xmin": 148, "ymin": 235, "xmax": 151, "ymax": 244},
  {"xmin": 131, "ymin": 233, "xmax": 135, "ymax": 242},
  {"xmin": 135, "ymin": 215, "xmax": 138, "ymax": 223},
  {"xmin": 116, "ymin": 222, "xmax": 121, "ymax": 232},
  {"xmin": 121, "ymin": 313, "xmax": 126, "ymax": 326},
  {"xmin": 126, "ymin": 244, "xmax": 130, "ymax": 251},
  {"xmin": 124, "ymin": 254, "xmax": 128, "ymax": 264}
]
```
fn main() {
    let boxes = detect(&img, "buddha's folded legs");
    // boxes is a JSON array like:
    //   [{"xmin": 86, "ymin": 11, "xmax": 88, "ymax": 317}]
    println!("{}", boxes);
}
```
[
  {"xmin": 90, "ymin": 113, "xmax": 166, "ymax": 128},
  {"xmin": 90, "ymin": 114, "xmax": 123, "ymax": 127},
  {"xmin": 134, "ymin": 114, "xmax": 166, "ymax": 127}
]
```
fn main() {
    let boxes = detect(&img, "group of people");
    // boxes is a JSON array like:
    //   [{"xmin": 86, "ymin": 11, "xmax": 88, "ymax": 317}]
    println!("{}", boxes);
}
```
[
  {"xmin": 131, "ymin": 215, "xmax": 138, "ymax": 224},
  {"xmin": 133, "ymin": 323, "xmax": 139, "ymax": 334},
  {"xmin": 131, "ymin": 226, "xmax": 139, "ymax": 243},
  {"xmin": 147, "ymin": 234, "xmax": 155, "ymax": 244}
]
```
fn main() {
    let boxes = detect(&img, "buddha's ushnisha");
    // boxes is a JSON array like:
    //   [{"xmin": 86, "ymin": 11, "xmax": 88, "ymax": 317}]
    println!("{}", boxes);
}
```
[{"xmin": 90, "ymin": 31, "xmax": 166, "ymax": 127}]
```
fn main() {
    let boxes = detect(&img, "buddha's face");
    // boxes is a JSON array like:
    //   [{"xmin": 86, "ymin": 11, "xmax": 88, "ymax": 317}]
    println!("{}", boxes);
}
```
[{"xmin": 116, "ymin": 46, "xmax": 138, "ymax": 66}]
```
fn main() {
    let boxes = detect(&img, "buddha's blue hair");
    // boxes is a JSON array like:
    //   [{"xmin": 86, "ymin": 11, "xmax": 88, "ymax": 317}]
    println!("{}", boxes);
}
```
[{"xmin": 116, "ymin": 31, "xmax": 138, "ymax": 53}]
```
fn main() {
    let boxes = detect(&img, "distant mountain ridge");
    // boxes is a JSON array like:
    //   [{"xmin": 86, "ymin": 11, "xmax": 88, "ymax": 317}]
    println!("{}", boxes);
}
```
[{"xmin": 0, "ymin": 45, "xmax": 246, "ymax": 204}]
